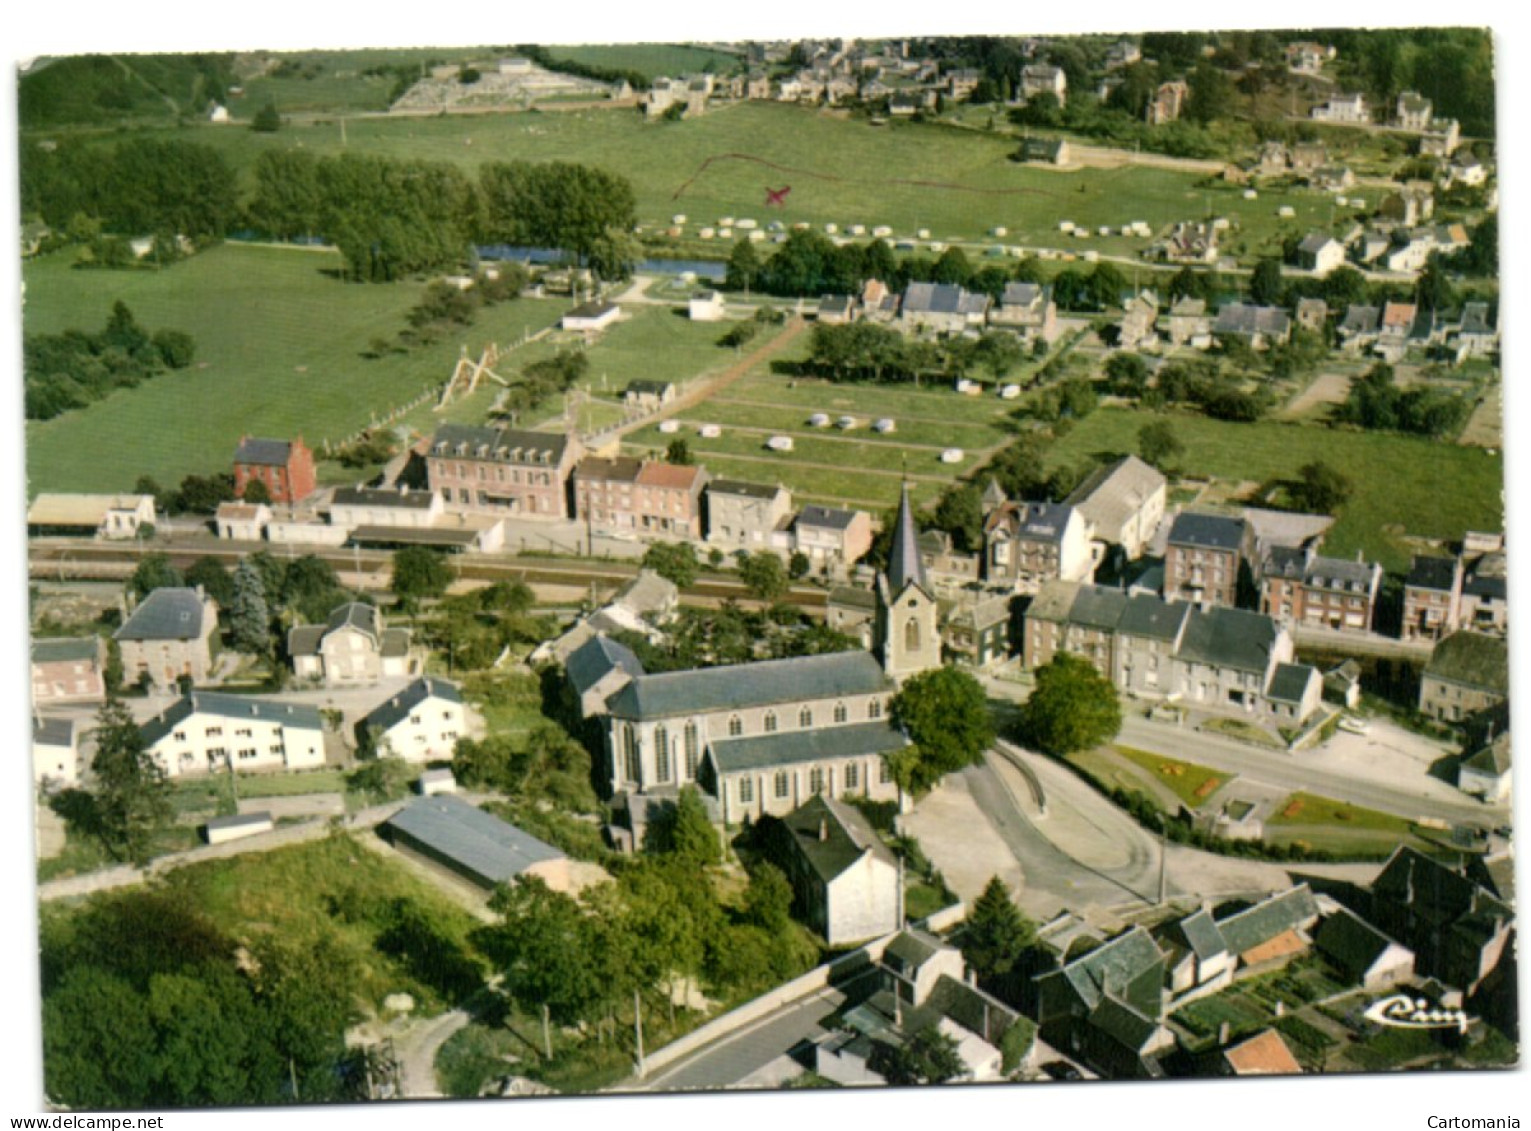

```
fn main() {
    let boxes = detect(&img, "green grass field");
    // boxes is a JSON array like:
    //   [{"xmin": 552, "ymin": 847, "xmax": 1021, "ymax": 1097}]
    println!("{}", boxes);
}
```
[
  {"xmin": 23, "ymin": 243, "xmax": 566, "ymax": 493},
  {"xmin": 1048, "ymin": 407, "xmax": 1504, "ymax": 571},
  {"xmin": 544, "ymin": 43, "xmax": 743, "ymax": 81},
  {"xmin": 85, "ymin": 101, "xmax": 1337, "ymax": 252}
]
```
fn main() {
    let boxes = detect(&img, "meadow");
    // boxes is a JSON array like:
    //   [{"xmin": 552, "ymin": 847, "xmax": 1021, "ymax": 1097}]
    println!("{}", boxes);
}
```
[
  {"xmin": 23, "ymin": 243, "xmax": 565, "ymax": 493},
  {"xmin": 95, "ymin": 100, "xmax": 1338, "ymax": 253},
  {"xmin": 1047, "ymin": 407, "xmax": 1504, "ymax": 572}
]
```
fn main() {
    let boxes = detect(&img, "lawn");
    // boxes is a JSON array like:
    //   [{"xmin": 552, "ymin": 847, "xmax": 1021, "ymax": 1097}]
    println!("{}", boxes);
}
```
[
  {"xmin": 85, "ymin": 100, "xmax": 1340, "ymax": 252},
  {"xmin": 1047, "ymin": 407, "xmax": 1504, "ymax": 571},
  {"xmin": 1264, "ymin": 791, "xmax": 1432, "ymax": 858},
  {"xmin": 1112, "ymin": 745, "xmax": 1230, "ymax": 809},
  {"xmin": 23, "ymin": 243, "xmax": 566, "ymax": 494}
]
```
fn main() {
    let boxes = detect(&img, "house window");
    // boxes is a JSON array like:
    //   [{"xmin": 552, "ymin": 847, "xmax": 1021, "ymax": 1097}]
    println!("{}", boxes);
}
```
[
  {"xmin": 833, "ymin": 702, "xmax": 848, "ymax": 724},
  {"xmin": 868, "ymin": 699, "xmax": 883, "ymax": 720},
  {"xmin": 173, "ymin": 731, "xmax": 186, "ymax": 742},
  {"xmin": 763, "ymin": 710, "xmax": 778, "ymax": 733},
  {"xmin": 739, "ymin": 777, "xmax": 755, "ymax": 804},
  {"xmin": 879, "ymin": 759, "xmax": 892, "ymax": 784},
  {"xmin": 655, "ymin": 726, "xmax": 671, "ymax": 783},
  {"xmin": 798, "ymin": 706, "xmax": 813, "ymax": 728},
  {"xmin": 904, "ymin": 618, "xmax": 921, "ymax": 651},
  {"xmin": 809, "ymin": 768, "xmax": 826, "ymax": 794},
  {"xmin": 728, "ymin": 715, "xmax": 743, "ymax": 737},
  {"xmin": 684, "ymin": 723, "xmax": 700, "ymax": 778},
  {"xmin": 623, "ymin": 726, "xmax": 641, "ymax": 785},
  {"xmin": 844, "ymin": 762, "xmax": 860, "ymax": 790},
  {"xmin": 205, "ymin": 726, "xmax": 223, "ymax": 737},
  {"xmin": 774, "ymin": 770, "xmax": 790, "ymax": 798}
]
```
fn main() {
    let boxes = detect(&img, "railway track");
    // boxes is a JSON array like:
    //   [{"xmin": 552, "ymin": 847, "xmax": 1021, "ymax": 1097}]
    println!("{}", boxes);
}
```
[{"xmin": 28, "ymin": 538, "xmax": 831, "ymax": 610}]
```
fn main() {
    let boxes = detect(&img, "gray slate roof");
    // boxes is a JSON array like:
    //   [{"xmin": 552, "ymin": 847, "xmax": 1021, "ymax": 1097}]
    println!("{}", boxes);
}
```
[
  {"xmin": 1064, "ymin": 455, "xmax": 1166, "ymax": 535},
  {"xmin": 1117, "ymin": 593, "xmax": 1190, "ymax": 641},
  {"xmin": 607, "ymin": 650, "xmax": 891, "ymax": 721},
  {"xmin": 115, "ymin": 588, "xmax": 211, "ymax": 642},
  {"xmin": 1215, "ymin": 885, "xmax": 1320, "ymax": 956},
  {"xmin": 206, "ymin": 812, "xmax": 273, "ymax": 832},
  {"xmin": 384, "ymin": 795, "xmax": 563, "ymax": 885},
  {"xmin": 1316, "ymin": 907, "xmax": 1407, "ymax": 979},
  {"xmin": 565, "ymin": 634, "xmax": 645, "ymax": 698},
  {"xmin": 364, "ymin": 677, "xmax": 465, "ymax": 733},
  {"xmin": 1057, "ymin": 925, "xmax": 1164, "ymax": 1012},
  {"xmin": 797, "ymin": 505, "xmax": 860, "ymax": 532},
  {"xmin": 332, "ymin": 486, "xmax": 437, "ymax": 510},
  {"xmin": 1339, "ymin": 305, "xmax": 1381, "ymax": 335},
  {"xmin": 1068, "ymin": 585, "xmax": 1129, "ymax": 631},
  {"xmin": 1177, "ymin": 908, "xmax": 1229, "ymax": 961},
  {"xmin": 139, "ymin": 691, "xmax": 323, "ymax": 748},
  {"xmin": 1213, "ymin": 303, "xmax": 1291, "ymax": 338},
  {"xmin": 31, "ymin": 637, "xmax": 100, "ymax": 665},
  {"xmin": 431, "ymin": 423, "xmax": 569, "ymax": 464},
  {"xmin": 1168, "ymin": 512, "xmax": 1245, "ymax": 552},
  {"xmin": 1266, "ymin": 662, "xmax": 1319, "ymax": 705},
  {"xmin": 884, "ymin": 928, "xmax": 945, "ymax": 972},
  {"xmin": 886, "ymin": 483, "xmax": 927, "ymax": 595},
  {"xmin": 708, "ymin": 478, "xmax": 783, "ymax": 500},
  {"xmin": 1407, "ymin": 556, "xmax": 1458, "ymax": 592},
  {"xmin": 901, "ymin": 282, "xmax": 989, "ymax": 317},
  {"xmin": 828, "ymin": 585, "xmax": 878, "ymax": 612},
  {"xmin": 1425, "ymin": 632, "xmax": 1509, "ymax": 694},
  {"xmin": 781, "ymin": 793, "xmax": 897, "ymax": 883},
  {"xmin": 709, "ymin": 719, "xmax": 908, "ymax": 774},
  {"xmin": 234, "ymin": 437, "xmax": 295, "ymax": 466},
  {"xmin": 33, "ymin": 718, "xmax": 75, "ymax": 747},
  {"xmin": 1178, "ymin": 607, "xmax": 1279, "ymax": 675}
]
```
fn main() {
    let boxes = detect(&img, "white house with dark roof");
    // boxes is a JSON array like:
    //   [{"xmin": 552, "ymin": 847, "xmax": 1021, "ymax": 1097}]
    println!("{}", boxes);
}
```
[
  {"xmin": 1063, "ymin": 455, "xmax": 1167, "ymax": 561},
  {"xmin": 705, "ymin": 479, "xmax": 793, "ymax": 551},
  {"xmin": 793, "ymin": 505, "xmax": 874, "ymax": 572},
  {"xmin": 214, "ymin": 501, "xmax": 273, "ymax": 541},
  {"xmin": 1457, "ymin": 730, "xmax": 1511, "ymax": 804},
  {"xmin": 1211, "ymin": 304, "xmax": 1292, "ymax": 349},
  {"xmin": 114, "ymin": 587, "xmax": 220, "ymax": 691},
  {"xmin": 32, "ymin": 717, "xmax": 79, "ymax": 788},
  {"xmin": 560, "ymin": 300, "xmax": 621, "ymax": 334},
  {"xmin": 138, "ymin": 691, "xmax": 326, "ymax": 778},
  {"xmin": 359, "ymin": 677, "xmax": 477, "ymax": 762},
  {"xmin": 1296, "ymin": 233, "xmax": 1347, "ymax": 275},
  {"xmin": 983, "ymin": 498, "xmax": 1093, "ymax": 594},
  {"xmin": 599, "ymin": 649, "xmax": 905, "ymax": 821},
  {"xmin": 288, "ymin": 601, "xmax": 416, "ymax": 686},
  {"xmin": 1315, "ymin": 906, "xmax": 1415, "ymax": 990},
  {"xmin": 776, "ymin": 794, "xmax": 901, "ymax": 945},
  {"xmin": 898, "ymin": 283, "xmax": 990, "ymax": 335},
  {"xmin": 327, "ymin": 485, "xmax": 444, "ymax": 530}
]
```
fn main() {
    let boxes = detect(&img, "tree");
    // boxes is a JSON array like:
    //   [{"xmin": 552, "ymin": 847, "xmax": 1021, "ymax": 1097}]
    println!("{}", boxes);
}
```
[
  {"xmin": 489, "ymin": 876, "xmax": 608, "ymax": 1027},
  {"xmin": 1105, "ymin": 352, "xmax": 1150, "ymax": 398},
  {"xmin": 128, "ymin": 553, "xmax": 183, "ymax": 601},
  {"xmin": 184, "ymin": 557, "xmax": 235, "ymax": 609},
  {"xmin": 961, "ymin": 876, "xmax": 1036, "ymax": 980},
  {"xmin": 251, "ymin": 101, "xmax": 281, "ymax": 132},
  {"xmin": 933, "ymin": 484, "xmax": 984, "ymax": 554},
  {"xmin": 1291, "ymin": 461, "xmax": 1353, "ymax": 514},
  {"xmin": 738, "ymin": 552, "xmax": 788, "ymax": 603},
  {"xmin": 641, "ymin": 541, "xmax": 698, "ymax": 589},
  {"xmin": 887, "ymin": 667, "xmax": 994, "ymax": 795},
  {"xmin": 174, "ymin": 472, "xmax": 237, "ymax": 514},
  {"xmin": 1185, "ymin": 60, "xmax": 1236, "ymax": 124},
  {"xmin": 1249, "ymin": 258, "xmax": 1286, "ymax": 307},
  {"xmin": 240, "ymin": 478, "xmax": 273, "ymax": 506},
  {"xmin": 229, "ymin": 558, "xmax": 272, "ymax": 657},
  {"xmin": 1020, "ymin": 652, "xmax": 1123, "ymax": 756},
  {"xmin": 665, "ymin": 438, "xmax": 693, "ymax": 465},
  {"xmin": 1415, "ymin": 252, "xmax": 1456, "ymax": 313},
  {"xmin": 89, "ymin": 695, "xmax": 172, "ymax": 863},
  {"xmin": 870, "ymin": 1025, "xmax": 966, "ymax": 1085},
  {"xmin": 645, "ymin": 786, "xmax": 722, "ymax": 866},
  {"xmin": 788, "ymin": 551, "xmax": 811, "ymax": 580},
  {"xmin": 152, "ymin": 329, "xmax": 196, "ymax": 369},
  {"xmin": 391, "ymin": 546, "xmax": 453, "ymax": 607},
  {"xmin": 1137, "ymin": 420, "xmax": 1185, "ymax": 473},
  {"xmin": 725, "ymin": 237, "xmax": 761, "ymax": 292}
]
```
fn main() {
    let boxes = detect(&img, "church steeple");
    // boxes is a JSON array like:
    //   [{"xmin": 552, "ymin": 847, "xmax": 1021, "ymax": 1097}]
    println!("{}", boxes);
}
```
[{"xmin": 886, "ymin": 481, "xmax": 927, "ymax": 596}]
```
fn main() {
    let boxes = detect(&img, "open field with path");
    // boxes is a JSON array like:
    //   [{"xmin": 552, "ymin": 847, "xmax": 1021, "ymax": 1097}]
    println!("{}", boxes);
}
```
[{"xmin": 1047, "ymin": 407, "xmax": 1503, "ymax": 572}]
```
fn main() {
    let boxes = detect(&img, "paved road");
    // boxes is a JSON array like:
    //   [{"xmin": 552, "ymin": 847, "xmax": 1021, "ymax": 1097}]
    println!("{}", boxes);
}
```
[
  {"xmin": 628, "ymin": 984, "xmax": 849, "ymax": 1092},
  {"xmin": 396, "ymin": 1010, "xmax": 471, "ymax": 1099},
  {"xmin": 1116, "ymin": 715, "xmax": 1508, "ymax": 829}
]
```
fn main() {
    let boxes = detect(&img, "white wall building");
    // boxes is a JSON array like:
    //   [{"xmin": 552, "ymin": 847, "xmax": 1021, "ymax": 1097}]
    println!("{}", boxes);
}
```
[{"xmin": 138, "ymin": 691, "xmax": 327, "ymax": 778}]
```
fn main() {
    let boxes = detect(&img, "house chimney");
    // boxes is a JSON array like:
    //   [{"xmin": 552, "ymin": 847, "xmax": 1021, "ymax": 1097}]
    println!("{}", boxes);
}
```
[
  {"xmin": 1219, "ymin": 1021, "xmax": 1231, "ymax": 1046},
  {"xmin": 818, "ymin": 817, "xmax": 828, "ymax": 842}
]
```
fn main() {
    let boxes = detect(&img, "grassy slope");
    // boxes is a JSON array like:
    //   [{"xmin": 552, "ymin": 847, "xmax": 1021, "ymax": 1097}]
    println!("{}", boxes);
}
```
[
  {"xmin": 88, "ymin": 101, "xmax": 1334, "ymax": 248},
  {"xmin": 23, "ymin": 244, "xmax": 564, "ymax": 493},
  {"xmin": 1047, "ymin": 407, "xmax": 1504, "ymax": 571}
]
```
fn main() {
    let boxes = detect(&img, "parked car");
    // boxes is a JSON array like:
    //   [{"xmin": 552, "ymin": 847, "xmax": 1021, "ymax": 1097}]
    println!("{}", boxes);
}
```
[{"xmin": 1338, "ymin": 715, "xmax": 1370, "ymax": 735}]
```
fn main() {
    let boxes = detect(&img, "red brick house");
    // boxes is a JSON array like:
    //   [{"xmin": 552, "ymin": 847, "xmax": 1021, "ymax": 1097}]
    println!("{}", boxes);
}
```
[
  {"xmin": 233, "ymin": 436, "xmax": 317, "ymax": 504},
  {"xmin": 573, "ymin": 458, "xmax": 709, "ymax": 539}
]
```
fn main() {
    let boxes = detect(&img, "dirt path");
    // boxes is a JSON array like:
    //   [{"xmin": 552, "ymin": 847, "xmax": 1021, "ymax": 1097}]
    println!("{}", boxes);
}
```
[
  {"xmin": 1458, "ymin": 382, "xmax": 1502, "ymax": 448},
  {"xmin": 396, "ymin": 1010, "xmax": 472, "ymax": 1098},
  {"xmin": 1278, "ymin": 372, "xmax": 1352, "ymax": 421},
  {"xmin": 603, "ymin": 317, "xmax": 809, "ymax": 444}
]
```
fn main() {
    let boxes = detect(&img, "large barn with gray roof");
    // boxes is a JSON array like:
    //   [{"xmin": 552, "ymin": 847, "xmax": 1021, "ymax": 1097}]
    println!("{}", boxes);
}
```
[{"xmin": 381, "ymin": 795, "xmax": 570, "ymax": 893}]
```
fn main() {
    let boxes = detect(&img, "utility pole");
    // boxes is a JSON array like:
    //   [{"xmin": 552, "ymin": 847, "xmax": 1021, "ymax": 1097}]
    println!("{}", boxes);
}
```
[
  {"xmin": 1157, "ymin": 824, "xmax": 1168, "ymax": 905},
  {"xmin": 633, "ymin": 988, "xmax": 646, "ymax": 1077},
  {"xmin": 542, "ymin": 1003, "xmax": 553, "ymax": 1060}
]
